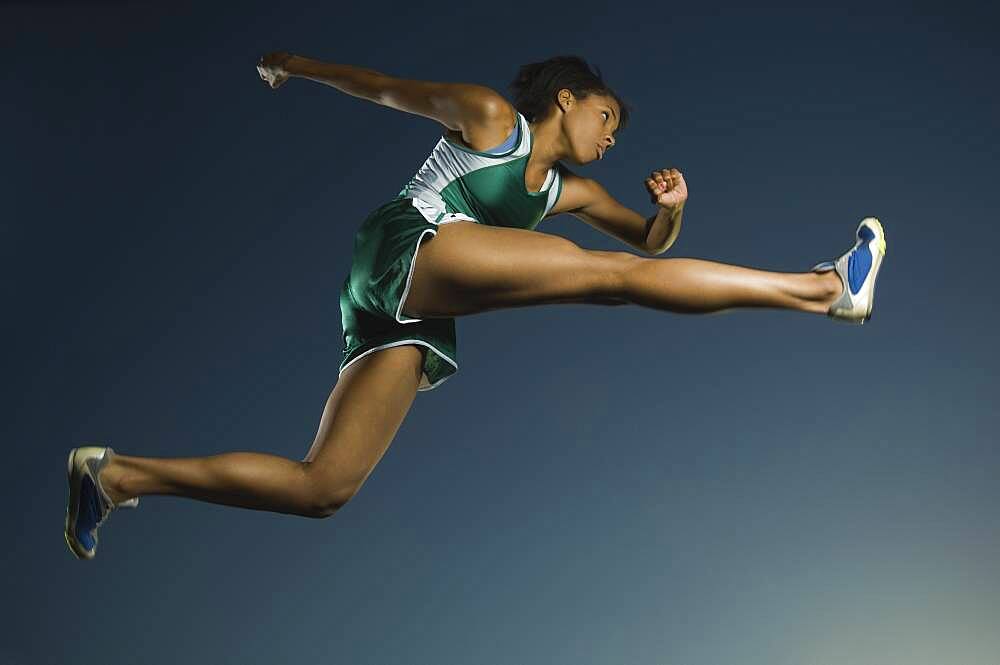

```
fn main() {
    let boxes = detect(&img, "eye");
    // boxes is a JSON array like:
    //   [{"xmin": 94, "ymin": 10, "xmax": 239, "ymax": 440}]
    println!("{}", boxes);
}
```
[{"xmin": 601, "ymin": 111, "xmax": 610, "ymax": 121}]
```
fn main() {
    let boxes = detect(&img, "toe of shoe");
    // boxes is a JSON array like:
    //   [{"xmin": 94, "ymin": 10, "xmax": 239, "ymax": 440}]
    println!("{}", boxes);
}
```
[{"xmin": 860, "ymin": 217, "xmax": 887, "ymax": 253}]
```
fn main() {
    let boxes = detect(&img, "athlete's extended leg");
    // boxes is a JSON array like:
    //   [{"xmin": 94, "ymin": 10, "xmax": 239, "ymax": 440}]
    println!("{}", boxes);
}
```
[
  {"xmin": 402, "ymin": 221, "xmax": 844, "ymax": 319},
  {"xmin": 95, "ymin": 345, "xmax": 424, "ymax": 519}
]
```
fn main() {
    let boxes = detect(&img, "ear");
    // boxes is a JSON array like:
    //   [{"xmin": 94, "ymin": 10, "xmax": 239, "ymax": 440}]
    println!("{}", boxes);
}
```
[{"xmin": 556, "ymin": 88, "xmax": 575, "ymax": 112}]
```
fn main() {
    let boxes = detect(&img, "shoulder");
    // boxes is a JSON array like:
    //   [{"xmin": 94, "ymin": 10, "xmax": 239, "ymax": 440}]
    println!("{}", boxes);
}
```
[
  {"xmin": 442, "ymin": 90, "xmax": 519, "ymax": 152},
  {"xmin": 544, "ymin": 164, "xmax": 598, "ymax": 218}
]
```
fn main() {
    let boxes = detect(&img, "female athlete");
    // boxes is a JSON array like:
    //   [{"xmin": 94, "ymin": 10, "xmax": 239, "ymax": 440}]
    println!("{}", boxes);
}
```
[{"xmin": 65, "ymin": 53, "xmax": 886, "ymax": 559}]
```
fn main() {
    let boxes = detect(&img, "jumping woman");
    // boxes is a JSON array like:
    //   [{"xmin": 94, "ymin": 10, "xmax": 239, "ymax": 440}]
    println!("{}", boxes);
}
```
[{"xmin": 65, "ymin": 53, "xmax": 886, "ymax": 559}]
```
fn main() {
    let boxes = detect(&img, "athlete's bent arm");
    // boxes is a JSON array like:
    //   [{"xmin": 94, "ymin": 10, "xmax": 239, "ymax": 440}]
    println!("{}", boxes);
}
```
[{"xmin": 550, "ymin": 169, "xmax": 685, "ymax": 256}]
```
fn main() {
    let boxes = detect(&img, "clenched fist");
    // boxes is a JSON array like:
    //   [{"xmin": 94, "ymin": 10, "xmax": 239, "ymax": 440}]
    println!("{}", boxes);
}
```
[
  {"xmin": 257, "ymin": 51, "xmax": 295, "ymax": 89},
  {"xmin": 645, "ymin": 168, "xmax": 688, "ymax": 210}
]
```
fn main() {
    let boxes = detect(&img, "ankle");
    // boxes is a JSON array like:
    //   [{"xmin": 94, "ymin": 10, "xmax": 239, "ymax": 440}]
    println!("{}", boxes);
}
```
[
  {"xmin": 815, "ymin": 271, "xmax": 842, "ymax": 303},
  {"xmin": 799, "ymin": 271, "xmax": 842, "ymax": 314},
  {"xmin": 98, "ymin": 458, "xmax": 131, "ymax": 505}
]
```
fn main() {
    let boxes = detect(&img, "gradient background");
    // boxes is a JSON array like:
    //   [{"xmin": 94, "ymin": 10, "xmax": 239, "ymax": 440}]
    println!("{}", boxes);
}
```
[{"xmin": 4, "ymin": 1, "xmax": 998, "ymax": 663}]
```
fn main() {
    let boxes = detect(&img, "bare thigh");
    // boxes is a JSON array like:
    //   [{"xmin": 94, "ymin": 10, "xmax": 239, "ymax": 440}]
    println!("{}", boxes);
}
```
[
  {"xmin": 301, "ymin": 344, "xmax": 424, "ymax": 502},
  {"xmin": 403, "ymin": 221, "xmax": 638, "ymax": 319}
]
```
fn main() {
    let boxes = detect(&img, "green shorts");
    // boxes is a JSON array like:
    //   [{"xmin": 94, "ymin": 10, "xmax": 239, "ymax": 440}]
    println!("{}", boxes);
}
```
[{"xmin": 338, "ymin": 197, "xmax": 476, "ymax": 391}]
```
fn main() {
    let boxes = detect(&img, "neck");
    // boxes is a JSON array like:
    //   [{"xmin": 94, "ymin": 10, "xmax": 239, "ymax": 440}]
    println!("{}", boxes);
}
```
[{"xmin": 527, "ymin": 119, "xmax": 568, "ymax": 172}]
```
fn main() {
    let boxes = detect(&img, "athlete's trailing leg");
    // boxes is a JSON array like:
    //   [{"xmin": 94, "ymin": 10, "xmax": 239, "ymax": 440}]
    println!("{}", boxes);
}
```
[{"xmin": 95, "ymin": 345, "xmax": 423, "ymax": 519}]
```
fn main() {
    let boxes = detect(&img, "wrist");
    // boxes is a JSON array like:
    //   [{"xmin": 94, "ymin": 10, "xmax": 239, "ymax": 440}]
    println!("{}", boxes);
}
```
[
  {"xmin": 647, "ymin": 205, "xmax": 683, "ymax": 254},
  {"xmin": 658, "ymin": 200, "xmax": 683, "ymax": 215},
  {"xmin": 284, "ymin": 54, "xmax": 308, "ymax": 77}
]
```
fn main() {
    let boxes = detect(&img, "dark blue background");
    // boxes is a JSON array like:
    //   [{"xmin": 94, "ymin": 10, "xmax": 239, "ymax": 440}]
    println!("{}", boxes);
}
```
[{"xmin": 5, "ymin": 1, "xmax": 998, "ymax": 663}]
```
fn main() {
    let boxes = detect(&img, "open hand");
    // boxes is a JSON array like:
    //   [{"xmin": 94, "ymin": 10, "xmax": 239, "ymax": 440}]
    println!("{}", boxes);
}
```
[
  {"xmin": 645, "ymin": 168, "xmax": 688, "ymax": 210},
  {"xmin": 257, "ymin": 51, "xmax": 294, "ymax": 89}
]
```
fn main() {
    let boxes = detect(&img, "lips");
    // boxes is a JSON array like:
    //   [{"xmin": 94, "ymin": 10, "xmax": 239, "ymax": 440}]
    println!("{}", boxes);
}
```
[{"xmin": 596, "ymin": 145, "xmax": 604, "ymax": 160}]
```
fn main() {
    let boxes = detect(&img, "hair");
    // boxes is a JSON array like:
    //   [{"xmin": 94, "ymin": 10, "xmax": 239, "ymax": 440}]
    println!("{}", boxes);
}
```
[{"xmin": 508, "ymin": 55, "xmax": 631, "ymax": 135}]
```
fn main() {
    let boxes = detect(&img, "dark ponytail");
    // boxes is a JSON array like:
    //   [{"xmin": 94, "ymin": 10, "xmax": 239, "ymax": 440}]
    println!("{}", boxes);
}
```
[{"xmin": 508, "ymin": 55, "xmax": 631, "ymax": 133}]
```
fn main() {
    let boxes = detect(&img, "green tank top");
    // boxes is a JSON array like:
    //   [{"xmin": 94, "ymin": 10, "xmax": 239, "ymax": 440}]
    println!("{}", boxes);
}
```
[{"xmin": 395, "ymin": 110, "xmax": 565, "ymax": 231}]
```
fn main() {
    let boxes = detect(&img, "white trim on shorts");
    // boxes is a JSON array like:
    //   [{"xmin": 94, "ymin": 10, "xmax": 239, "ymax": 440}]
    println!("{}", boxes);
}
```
[
  {"xmin": 338, "ymin": 339, "xmax": 458, "ymax": 391},
  {"xmin": 395, "ymin": 198, "xmax": 477, "ymax": 325}
]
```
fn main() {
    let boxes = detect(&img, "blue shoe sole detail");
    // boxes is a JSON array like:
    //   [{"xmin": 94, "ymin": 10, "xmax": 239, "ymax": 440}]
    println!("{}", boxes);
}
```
[
  {"xmin": 75, "ymin": 474, "xmax": 100, "ymax": 552},
  {"xmin": 65, "ymin": 446, "xmax": 116, "ymax": 559}
]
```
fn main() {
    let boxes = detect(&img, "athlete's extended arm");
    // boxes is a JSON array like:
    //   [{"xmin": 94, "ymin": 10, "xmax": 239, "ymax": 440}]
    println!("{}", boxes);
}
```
[{"xmin": 257, "ymin": 52, "xmax": 506, "ymax": 132}]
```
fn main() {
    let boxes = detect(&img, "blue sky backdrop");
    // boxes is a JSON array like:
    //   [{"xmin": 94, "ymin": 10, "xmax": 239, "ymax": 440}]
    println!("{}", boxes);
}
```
[{"xmin": 4, "ymin": 1, "xmax": 998, "ymax": 664}]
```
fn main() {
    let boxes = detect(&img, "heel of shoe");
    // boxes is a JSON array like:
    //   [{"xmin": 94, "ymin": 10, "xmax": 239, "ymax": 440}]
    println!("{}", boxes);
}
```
[
  {"xmin": 95, "ymin": 447, "xmax": 140, "ymax": 509},
  {"xmin": 811, "ymin": 261, "xmax": 835, "ymax": 273}
]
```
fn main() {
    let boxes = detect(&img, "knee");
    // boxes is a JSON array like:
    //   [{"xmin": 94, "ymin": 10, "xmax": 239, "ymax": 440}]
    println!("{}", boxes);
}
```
[{"xmin": 599, "ymin": 251, "xmax": 643, "ymax": 301}]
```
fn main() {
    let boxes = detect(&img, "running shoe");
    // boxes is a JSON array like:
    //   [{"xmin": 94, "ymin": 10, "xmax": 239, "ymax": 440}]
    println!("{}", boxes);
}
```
[
  {"xmin": 65, "ymin": 446, "xmax": 138, "ymax": 560},
  {"xmin": 811, "ymin": 217, "xmax": 886, "ymax": 324}
]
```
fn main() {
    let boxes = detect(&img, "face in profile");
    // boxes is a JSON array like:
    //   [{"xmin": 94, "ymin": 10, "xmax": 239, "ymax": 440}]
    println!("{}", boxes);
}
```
[{"xmin": 557, "ymin": 90, "xmax": 621, "ymax": 165}]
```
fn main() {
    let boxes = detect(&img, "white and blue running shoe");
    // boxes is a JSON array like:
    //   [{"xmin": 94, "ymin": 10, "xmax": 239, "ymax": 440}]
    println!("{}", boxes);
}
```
[
  {"xmin": 811, "ymin": 217, "xmax": 887, "ymax": 324},
  {"xmin": 65, "ymin": 446, "xmax": 138, "ymax": 560}
]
